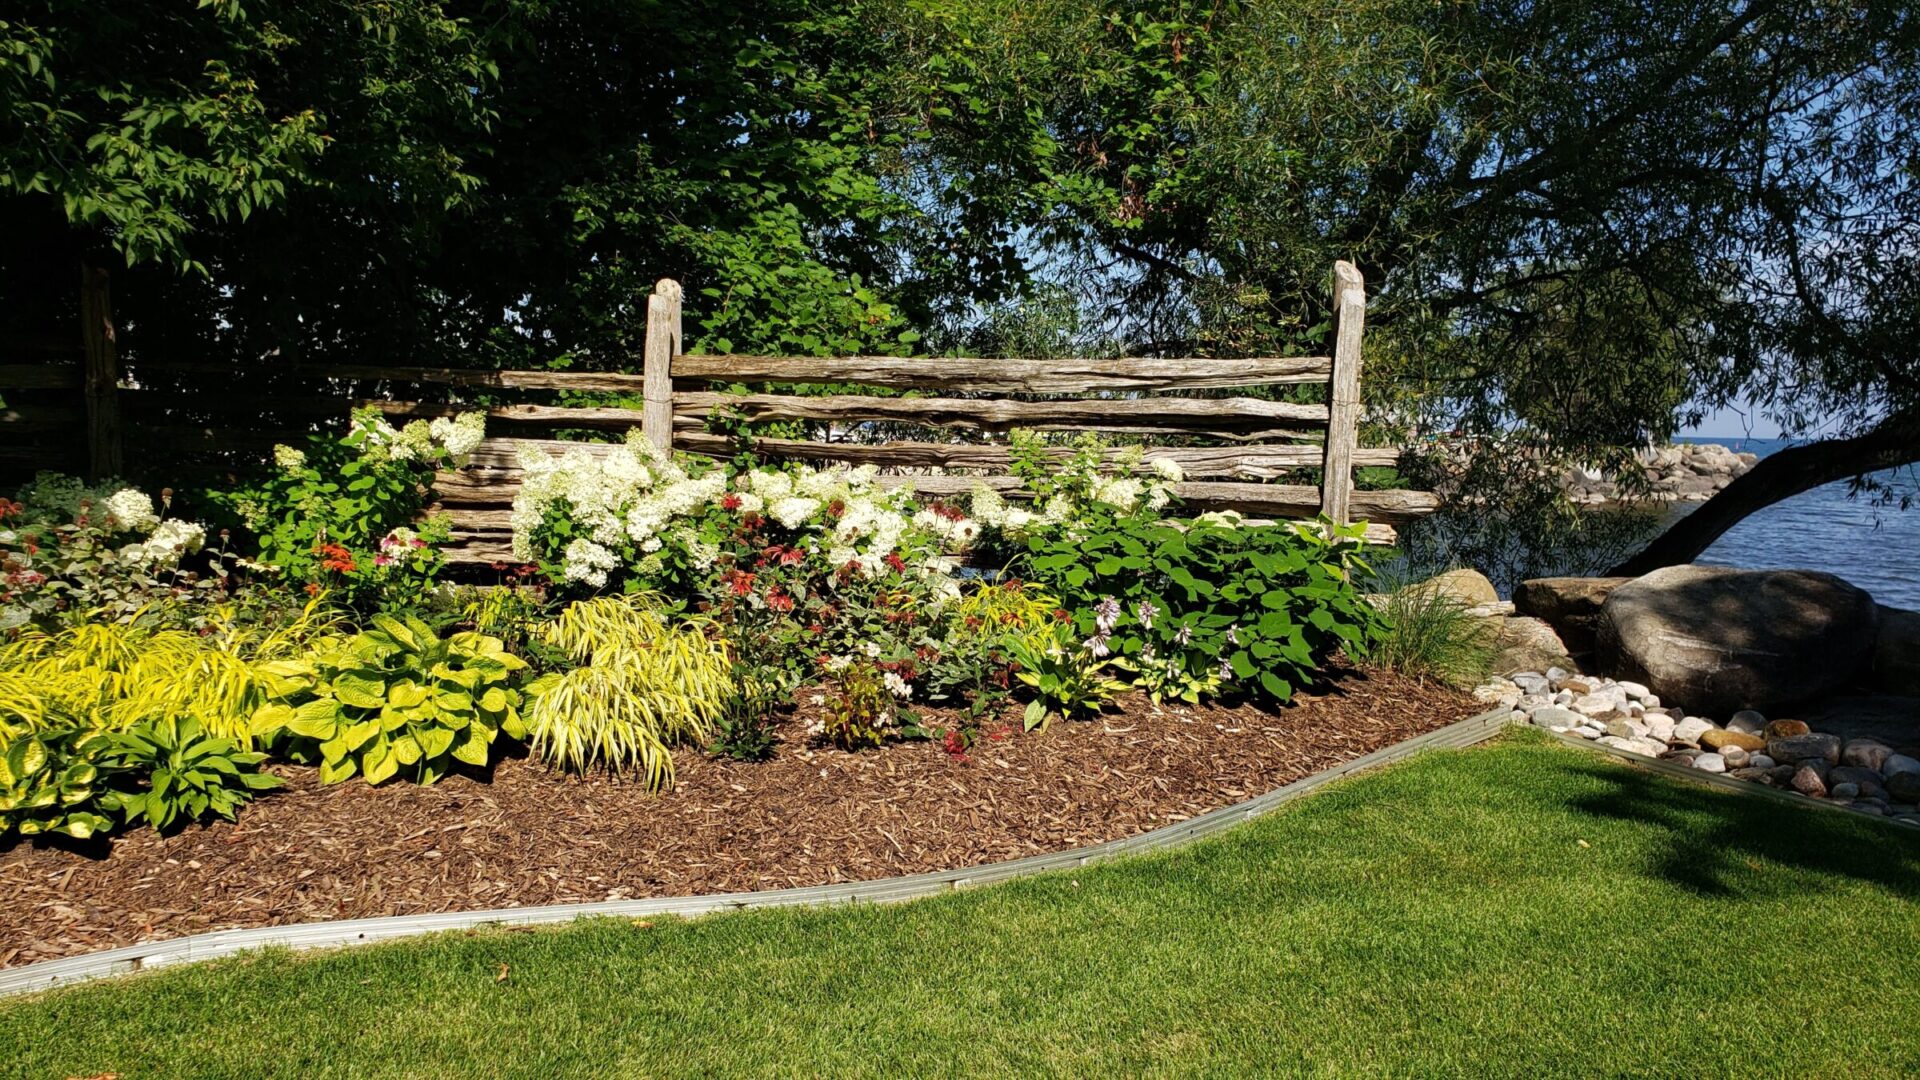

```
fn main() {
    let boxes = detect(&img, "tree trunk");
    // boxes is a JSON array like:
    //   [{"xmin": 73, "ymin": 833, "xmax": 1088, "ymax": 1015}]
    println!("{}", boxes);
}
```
[{"xmin": 1607, "ymin": 409, "xmax": 1920, "ymax": 577}]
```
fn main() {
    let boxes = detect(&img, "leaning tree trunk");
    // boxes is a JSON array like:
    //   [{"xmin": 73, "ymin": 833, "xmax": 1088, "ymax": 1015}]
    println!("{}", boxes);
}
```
[{"xmin": 1607, "ymin": 409, "xmax": 1920, "ymax": 577}]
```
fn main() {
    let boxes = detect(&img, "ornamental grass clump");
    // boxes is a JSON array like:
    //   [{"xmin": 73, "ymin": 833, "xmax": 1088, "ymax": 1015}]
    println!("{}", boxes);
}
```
[
  {"xmin": 0, "ymin": 600, "xmax": 343, "ymax": 744},
  {"xmin": 1362, "ymin": 582, "xmax": 1499, "ymax": 689},
  {"xmin": 522, "ymin": 596, "xmax": 733, "ymax": 788}
]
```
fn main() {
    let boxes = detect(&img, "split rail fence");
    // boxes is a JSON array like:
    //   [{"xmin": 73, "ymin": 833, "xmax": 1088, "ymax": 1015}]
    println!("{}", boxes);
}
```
[{"xmin": 1, "ymin": 261, "xmax": 1437, "ymax": 563}]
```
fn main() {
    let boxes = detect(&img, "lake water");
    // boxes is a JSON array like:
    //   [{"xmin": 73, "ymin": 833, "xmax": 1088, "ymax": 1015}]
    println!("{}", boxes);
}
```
[{"xmin": 1679, "ymin": 437, "xmax": 1919, "ymax": 609}]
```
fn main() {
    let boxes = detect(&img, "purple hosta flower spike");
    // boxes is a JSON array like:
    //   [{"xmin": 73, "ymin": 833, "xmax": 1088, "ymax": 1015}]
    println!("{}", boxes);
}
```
[
  {"xmin": 1224, "ymin": 625, "xmax": 1239, "ymax": 646},
  {"xmin": 1084, "ymin": 632, "xmax": 1112, "ymax": 658},
  {"xmin": 1094, "ymin": 596, "xmax": 1121, "ymax": 634},
  {"xmin": 1135, "ymin": 598, "xmax": 1159, "ymax": 631},
  {"xmin": 1173, "ymin": 622, "xmax": 1192, "ymax": 646},
  {"xmin": 1218, "ymin": 656, "xmax": 1234, "ymax": 680}
]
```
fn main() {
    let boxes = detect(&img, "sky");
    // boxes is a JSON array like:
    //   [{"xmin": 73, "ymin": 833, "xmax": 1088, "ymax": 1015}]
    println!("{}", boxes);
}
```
[{"xmin": 1680, "ymin": 402, "xmax": 1784, "ymax": 441}]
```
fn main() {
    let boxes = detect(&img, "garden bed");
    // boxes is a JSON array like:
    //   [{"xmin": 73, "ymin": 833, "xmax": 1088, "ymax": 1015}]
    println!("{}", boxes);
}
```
[{"xmin": 0, "ymin": 668, "xmax": 1473, "ymax": 968}]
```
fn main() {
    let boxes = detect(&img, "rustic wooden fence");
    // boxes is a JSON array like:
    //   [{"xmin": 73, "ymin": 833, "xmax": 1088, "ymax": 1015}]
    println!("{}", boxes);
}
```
[
  {"xmin": 383, "ymin": 261, "xmax": 1437, "ymax": 565},
  {"xmin": 1, "ymin": 261, "xmax": 1436, "ymax": 562}
]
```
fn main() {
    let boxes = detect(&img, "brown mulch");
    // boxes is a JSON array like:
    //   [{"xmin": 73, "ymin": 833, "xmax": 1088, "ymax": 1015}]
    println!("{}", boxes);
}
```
[{"xmin": 0, "ymin": 669, "xmax": 1477, "ymax": 968}]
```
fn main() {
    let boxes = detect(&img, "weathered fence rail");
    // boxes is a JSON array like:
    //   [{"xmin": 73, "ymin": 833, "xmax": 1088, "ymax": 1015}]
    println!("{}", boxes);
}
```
[{"xmin": 1, "ymin": 261, "xmax": 1436, "ymax": 562}]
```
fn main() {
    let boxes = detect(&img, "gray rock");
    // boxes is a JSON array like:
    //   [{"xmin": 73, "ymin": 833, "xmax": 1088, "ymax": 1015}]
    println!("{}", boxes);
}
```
[
  {"xmin": 1884, "ymin": 754, "xmax": 1920, "ymax": 778},
  {"xmin": 1695, "ymin": 753, "xmax": 1728, "ymax": 774},
  {"xmin": 1575, "ymin": 724, "xmax": 1605, "ymax": 739},
  {"xmin": 1830, "ymin": 766, "xmax": 1885, "ymax": 790},
  {"xmin": 1873, "ymin": 605, "xmax": 1920, "ymax": 697},
  {"xmin": 1767, "ymin": 764, "xmax": 1798, "ymax": 784},
  {"xmin": 1749, "ymin": 754, "xmax": 1776, "ymax": 770},
  {"xmin": 1792, "ymin": 764, "xmax": 1830, "ymax": 797},
  {"xmin": 1512, "ymin": 673, "xmax": 1550, "ymax": 696},
  {"xmin": 1646, "ymin": 715, "xmax": 1677, "ymax": 742},
  {"xmin": 1661, "ymin": 748, "xmax": 1703, "ymax": 764},
  {"xmin": 1722, "ymin": 746, "xmax": 1750, "ymax": 768},
  {"xmin": 1603, "ymin": 718, "xmax": 1637, "ymax": 739},
  {"xmin": 1831, "ymin": 782, "xmax": 1861, "ymax": 800},
  {"xmin": 1727, "ymin": 710, "xmax": 1767, "ymax": 736},
  {"xmin": 1768, "ymin": 733, "xmax": 1843, "ymax": 765},
  {"xmin": 1492, "ymin": 616, "xmax": 1578, "ymax": 676},
  {"xmin": 1514, "ymin": 577, "xmax": 1630, "ymax": 654},
  {"xmin": 1616, "ymin": 680, "xmax": 1653, "ymax": 701},
  {"xmin": 1530, "ymin": 706, "xmax": 1586, "ymax": 730},
  {"xmin": 1417, "ymin": 568, "xmax": 1500, "ymax": 607},
  {"xmin": 1841, "ymin": 739, "xmax": 1893, "ymax": 772},
  {"xmin": 1596, "ymin": 565, "xmax": 1881, "ymax": 714},
  {"xmin": 1597, "ymin": 735, "xmax": 1645, "ymax": 755},
  {"xmin": 1887, "ymin": 771, "xmax": 1920, "ymax": 804},
  {"xmin": 1673, "ymin": 717, "xmax": 1715, "ymax": 745},
  {"xmin": 1728, "ymin": 767, "xmax": 1775, "ymax": 783}
]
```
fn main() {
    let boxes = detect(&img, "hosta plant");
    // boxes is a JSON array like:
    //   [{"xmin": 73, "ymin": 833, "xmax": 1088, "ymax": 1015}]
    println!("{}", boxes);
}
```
[
  {"xmin": 100, "ymin": 716, "xmax": 283, "ymax": 833},
  {"xmin": 1003, "ymin": 620, "xmax": 1128, "ymax": 731},
  {"xmin": 522, "ymin": 596, "xmax": 733, "ymax": 787},
  {"xmin": 252, "ymin": 614, "xmax": 528, "ymax": 785},
  {"xmin": 0, "ymin": 726, "xmax": 115, "ymax": 839}
]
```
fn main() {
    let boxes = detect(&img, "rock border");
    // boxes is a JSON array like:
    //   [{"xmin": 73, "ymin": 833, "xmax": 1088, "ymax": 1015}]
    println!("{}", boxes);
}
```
[
  {"xmin": 1516, "ymin": 716, "xmax": 1920, "ymax": 829},
  {"xmin": 0, "ymin": 707, "xmax": 1516, "ymax": 999}
]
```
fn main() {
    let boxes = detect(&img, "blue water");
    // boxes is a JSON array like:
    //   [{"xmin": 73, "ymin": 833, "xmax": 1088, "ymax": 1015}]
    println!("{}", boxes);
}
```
[{"xmin": 1679, "ymin": 437, "xmax": 1920, "ymax": 609}]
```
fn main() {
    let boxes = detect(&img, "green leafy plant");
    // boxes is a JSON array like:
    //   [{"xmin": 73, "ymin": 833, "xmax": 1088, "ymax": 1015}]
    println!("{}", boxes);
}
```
[
  {"xmin": 521, "ymin": 596, "xmax": 734, "ymax": 786},
  {"xmin": 818, "ymin": 660, "xmax": 900, "ymax": 750},
  {"xmin": 251, "ymin": 614, "xmax": 528, "ymax": 785},
  {"xmin": 1003, "ymin": 621, "xmax": 1128, "ymax": 730},
  {"xmin": 1021, "ymin": 517, "xmax": 1385, "ymax": 706},
  {"xmin": 0, "ymin": 726, "xmax": 114, "ymax": 839},
  {"xmin": 1362, "ymin": 583, "xmax": 1499, "ymax": 689},
  {"xmin": 99, "ymin": 716, "xmax": 283, "ymax": 833},
  {"xmin": 710, "ymin": 663, "xmax": 785, "ymax": 762}
]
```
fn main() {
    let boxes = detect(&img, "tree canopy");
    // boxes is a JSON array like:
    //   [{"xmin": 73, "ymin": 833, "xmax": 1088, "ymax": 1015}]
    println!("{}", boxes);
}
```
[{"xmin": 3, "ymin": 0, "xmax": 1916, "ymax": 564}]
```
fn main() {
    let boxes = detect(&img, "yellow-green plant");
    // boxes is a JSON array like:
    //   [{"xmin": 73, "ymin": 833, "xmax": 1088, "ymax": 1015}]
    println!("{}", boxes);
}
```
[
  {"xmin": 251, "ymin": 614, "xmax": 527, "ymax": 785},
  {"xmin": 951, "ymin": 578, "xmax": 1061, "ymax": 648},
  {"xmin": 0, "ymin": 600, "xmax": 343, "ymax": 744},
  {"xmin": 0, "ymin": 726, "xmax": 115, "ymax": 839},
  {"xmin": 523, "ymin": 596, "xmax": 733, "ymax": 788}
]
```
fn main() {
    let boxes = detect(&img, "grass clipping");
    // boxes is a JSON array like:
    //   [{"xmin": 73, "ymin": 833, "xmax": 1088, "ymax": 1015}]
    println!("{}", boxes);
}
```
[{"xmin": 523, "ymin": 596, "xmax": 733, "ymax": 789}]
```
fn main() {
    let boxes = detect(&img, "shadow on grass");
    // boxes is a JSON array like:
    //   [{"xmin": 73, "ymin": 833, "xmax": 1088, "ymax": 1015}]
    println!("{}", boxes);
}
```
[{"xmin": 1564, "ymin": 759, "xmax": 1920, "ymax": 899}]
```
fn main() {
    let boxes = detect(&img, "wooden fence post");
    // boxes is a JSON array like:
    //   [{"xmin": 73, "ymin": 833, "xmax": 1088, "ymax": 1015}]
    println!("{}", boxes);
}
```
[
  {"xmin": 642, "ymin": 279, "xmax": 682, "ymax": 451},
  {"xmin": 1318, "ymin": 261, "xmax": 1365, "ymax": 525},
  {"xmin": 80, "ymin": 262, "xmax": 123, "ymax": 479}
]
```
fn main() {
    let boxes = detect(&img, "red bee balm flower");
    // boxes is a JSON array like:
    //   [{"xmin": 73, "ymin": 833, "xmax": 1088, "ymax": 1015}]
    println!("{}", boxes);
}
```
[{"xmin": 721, "ymin": 493, "xmax": 742, "ymax": 511}]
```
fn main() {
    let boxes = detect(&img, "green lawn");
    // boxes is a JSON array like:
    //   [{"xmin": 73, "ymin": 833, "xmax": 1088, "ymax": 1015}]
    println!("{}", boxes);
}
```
[{"xmin": 5, "ymin": 729, "xmax": 1919, "ymax": 1079}]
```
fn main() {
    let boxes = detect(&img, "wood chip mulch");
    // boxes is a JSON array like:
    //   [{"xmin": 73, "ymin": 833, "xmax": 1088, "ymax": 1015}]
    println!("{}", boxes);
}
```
[{"xmin": 0, "ymin": 669, "xmax": 1475, "ymax": 968}]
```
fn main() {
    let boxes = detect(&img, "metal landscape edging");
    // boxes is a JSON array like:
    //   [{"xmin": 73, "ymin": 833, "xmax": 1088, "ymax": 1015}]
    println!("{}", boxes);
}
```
[{"xmin": 0, "ymin": 706, "xmax": 1515, "ymax": 999}]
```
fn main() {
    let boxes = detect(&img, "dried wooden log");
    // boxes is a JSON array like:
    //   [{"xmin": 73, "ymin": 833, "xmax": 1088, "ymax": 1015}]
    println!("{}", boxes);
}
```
[{"xmin": 670, "ymin": 354, "xmax": 1333, "ymax": 392}]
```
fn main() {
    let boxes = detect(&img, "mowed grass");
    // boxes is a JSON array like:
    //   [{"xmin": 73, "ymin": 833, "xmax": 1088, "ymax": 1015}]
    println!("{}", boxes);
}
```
[{"xmin": 5, "ymin": 730, "xmax": 1919, "ymax": 1079}]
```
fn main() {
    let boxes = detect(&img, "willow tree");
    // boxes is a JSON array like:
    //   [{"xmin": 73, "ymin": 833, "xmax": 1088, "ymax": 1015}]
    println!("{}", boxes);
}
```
[{"xmin": 879, "ymin": 0, "xmax": 1920, "ymax": 570}]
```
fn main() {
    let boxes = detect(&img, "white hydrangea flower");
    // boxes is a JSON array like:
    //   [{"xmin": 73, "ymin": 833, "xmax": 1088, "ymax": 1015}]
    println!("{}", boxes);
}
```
[
  {"xmin": 273, "ymin": 444, "xmax": 307, "ymax": 472},
  {"xmin": 769, "ymin": 496, "xmax": 822, "ymax": 530},
  {"xmin": 562, "ymin": 538, "xmax": 619, "ymax": 588},
  {"xmin": 428, "ymin": 412, "xmax": 487, "ymax": 461},
  {"xmin": 1149, "ymin": 457, "xmax": 1184, "ymax": 482},
  {"xmin": 102, "ymin": 488, "xmax": 160, "ymax": 534}
]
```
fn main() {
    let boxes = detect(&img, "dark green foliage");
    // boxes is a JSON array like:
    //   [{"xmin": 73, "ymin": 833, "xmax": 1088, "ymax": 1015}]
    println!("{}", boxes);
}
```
[
  {"xmin": 99, "ymin": 716, "xmax": 282, "ymax": 834},
  {"xmin": 1020, "ymin": 517, "xmax": 1385, "ymax": 705}
]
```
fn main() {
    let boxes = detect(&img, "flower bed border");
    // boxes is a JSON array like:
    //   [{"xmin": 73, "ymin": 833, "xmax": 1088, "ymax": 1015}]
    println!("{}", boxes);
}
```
[{"xmin": 0, "ymin": 706, "xmax": 1516, "ymax": 998}]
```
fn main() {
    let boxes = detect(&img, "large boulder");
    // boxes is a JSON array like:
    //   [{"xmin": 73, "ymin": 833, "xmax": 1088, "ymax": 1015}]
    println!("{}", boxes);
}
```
[
  {"xmin": 1489, "ymin": 616, "xmax": 1576, "ymax": 676},
  {"xmin": 1874, "ymin": 606, "xmax": 1920, "ymax": 698},
  {"xmin": 1596, "ymin": 566, "xmax": 1881, "ymax": 715},
  {"xmin": 1513, "ymin": 577, "xmax": 1630, "ymax": 654},
  {"xmin": 1414, "ymin": 568, "xmax": 1500, "ymax": 607}
]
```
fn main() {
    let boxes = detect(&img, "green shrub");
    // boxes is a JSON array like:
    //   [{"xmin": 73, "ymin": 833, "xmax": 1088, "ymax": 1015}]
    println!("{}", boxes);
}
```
[
  {"xmin": 1020, "ymin": 517, "xmax": 1384, "ymax": 705},
  {"xmin": 817, "ymin": 660, "xmax": 899, "ymax": 750},
  {"xmin": 0, "ymin": 726, "xmax": 114, "ymax": 839},
  {"xmin": 251, "ymin": 614, "xmax": 528, "ymax": 785},
  {"xmin": 99, "ymin": 716, "xmax": 283, "ymax": 832},
  {"xmin": 1362, "ymin": 584, "xmax": 1498, "ymax": 689}
]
